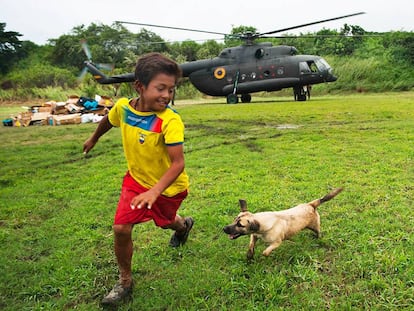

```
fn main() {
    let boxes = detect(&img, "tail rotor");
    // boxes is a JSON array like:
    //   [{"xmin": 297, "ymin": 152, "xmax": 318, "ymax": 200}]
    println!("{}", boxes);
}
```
[{"xmin": 78, "ymin": 40, "xmax": 114, "ymax": 82}]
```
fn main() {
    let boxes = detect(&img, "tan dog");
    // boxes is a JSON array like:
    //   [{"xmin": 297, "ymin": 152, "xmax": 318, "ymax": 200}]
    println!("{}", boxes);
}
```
[{"xmin": 223, "ymin": 188, "xmax": 343, "ymax": 260}]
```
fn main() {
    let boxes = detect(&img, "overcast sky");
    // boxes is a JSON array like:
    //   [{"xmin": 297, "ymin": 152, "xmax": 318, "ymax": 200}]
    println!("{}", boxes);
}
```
[{"xmin": 2, "ymin": 0, "xmax": 413, "ymax": 45}]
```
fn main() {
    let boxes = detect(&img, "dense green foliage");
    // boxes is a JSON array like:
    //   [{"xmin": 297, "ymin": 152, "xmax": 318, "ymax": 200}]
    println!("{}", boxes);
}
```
[
  {"xmin": 0, "ymin": 94, "xmax": 413, "ymax": 310},
  {"xmin": 0, "ymin": 22, "xmax": 413, "ymax": 100},
  {"xmin": 0, "ymin": 23, "xmax": 24, "ymax": 75}
]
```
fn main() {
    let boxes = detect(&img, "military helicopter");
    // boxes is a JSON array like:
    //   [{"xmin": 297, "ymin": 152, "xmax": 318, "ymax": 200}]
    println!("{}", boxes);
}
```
[{"xmin": 84, "ymin": 12, "xmax": 364, "ymax": 103}]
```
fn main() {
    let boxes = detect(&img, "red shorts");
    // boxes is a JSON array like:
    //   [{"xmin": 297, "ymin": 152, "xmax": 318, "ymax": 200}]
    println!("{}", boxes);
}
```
[{"xmin": 114, "ymin": 172, "xmax": 188, "ymax": 227}]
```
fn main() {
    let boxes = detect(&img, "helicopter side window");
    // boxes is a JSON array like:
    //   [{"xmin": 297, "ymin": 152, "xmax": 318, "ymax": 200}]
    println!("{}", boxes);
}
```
[
  {"xmin": 255, "ymin": 48, "xmax": 265, "ymax": 59},
  {"xmin": 308, "ymin": 61, "xmax": 318, "ymax": 73},
  {"xmin": 299, "ymin": 62, "xmax": 311, "ymax": 74}
]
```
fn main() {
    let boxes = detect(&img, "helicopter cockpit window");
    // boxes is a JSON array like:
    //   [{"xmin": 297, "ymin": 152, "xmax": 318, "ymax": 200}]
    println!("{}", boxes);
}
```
[
  {"xmin": 255, "ymin": 48, "xmax": 265, "ymax": 59},
  {"xmin": 315, "ymin": 58, "xmax": 331, "ymax": 71}
]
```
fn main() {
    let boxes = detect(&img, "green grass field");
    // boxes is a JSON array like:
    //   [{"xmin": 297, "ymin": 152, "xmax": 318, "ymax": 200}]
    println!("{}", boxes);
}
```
[{"xmin": 0, "ymin": 93, "xmax": 413, "ymax": 310}]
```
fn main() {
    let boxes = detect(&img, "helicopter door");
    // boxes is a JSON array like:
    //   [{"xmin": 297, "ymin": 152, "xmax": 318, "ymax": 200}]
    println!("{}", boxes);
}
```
[
  {"xmin": 299, "ymin": 61, "xmax": 321, "ymax": 83},
  {"xmin": 299, "ymin": 62, "xmax": 311, "ymax": 74}
]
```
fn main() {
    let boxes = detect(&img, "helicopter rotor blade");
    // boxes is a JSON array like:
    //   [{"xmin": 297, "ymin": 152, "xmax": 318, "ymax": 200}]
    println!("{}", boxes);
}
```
[
  {"xmin": 80, "ymin": 39, "xmax": 92, "ymax": 60},
  {"xmin": 96, "ymin": 63, "xmax": 115, "ymax": 71},
  {"xmin": 116, "ymin": 20, "xmax": 227, "ymax": 36},
  {"xmin": 79, "ymin": 40, "xmax": 115, "ymax": 83},
  {"xmin": 260, "ymin": 34, "xmax": 382, "ymax": 39},
  {"xmin": 77, "ymin": 67, "xmax": 89, "ymax": 81},
  {"xmin": 259, "ymin": 12, "xmax": 365, "ymax": 36}
]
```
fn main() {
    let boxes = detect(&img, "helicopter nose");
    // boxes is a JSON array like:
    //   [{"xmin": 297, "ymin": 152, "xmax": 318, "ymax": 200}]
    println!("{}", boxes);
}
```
[{"xmin": 326, "ymin": 74, "xmax": 337, "ymax": 82}]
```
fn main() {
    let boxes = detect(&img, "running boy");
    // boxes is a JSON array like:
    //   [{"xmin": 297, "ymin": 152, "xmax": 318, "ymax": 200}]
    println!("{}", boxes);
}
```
[{"xmin": 83, "ymin": 52, "xmax": 193, "ymax": 306}]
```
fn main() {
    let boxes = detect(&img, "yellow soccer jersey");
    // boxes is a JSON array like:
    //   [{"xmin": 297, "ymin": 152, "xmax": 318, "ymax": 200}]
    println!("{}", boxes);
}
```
[{"xmin": 108, "ymin": 98, "xmax": 189, "ymax": 197}]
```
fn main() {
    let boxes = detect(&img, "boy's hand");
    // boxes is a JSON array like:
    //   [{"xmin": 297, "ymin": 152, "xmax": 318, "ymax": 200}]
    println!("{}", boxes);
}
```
[
  {"xmin": 83, "ymin": 115, "xmax": 113, "ymax": 154},
  {"xmin": 130, "ymin": 189, "xmax": 161, "ymax": 210},
  {"xmin": 83, "ymin": 138, "xmax": 97, "ymax": 154}
]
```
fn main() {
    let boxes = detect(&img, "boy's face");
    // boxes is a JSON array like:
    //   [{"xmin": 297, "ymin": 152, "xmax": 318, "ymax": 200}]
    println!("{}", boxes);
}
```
[{"xmin": 136, "ymin": 73, "xmax": 176, "ymax": 112}]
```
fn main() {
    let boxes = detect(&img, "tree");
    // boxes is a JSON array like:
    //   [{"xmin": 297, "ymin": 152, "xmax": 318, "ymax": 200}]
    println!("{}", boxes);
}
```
[
  {"xmin": 0, "ymin": 23, "xmax": 23, "ymax": 74},
  {"xmin": 337, "ymin": 24, "xmax": 366, "ymax": 55},
  {"xmin": 383, "ymin": 31, "xmax": 414, "ymax": 65},
  {"xmin": 196, "ymin": 40, "xmax": 224, "ymax": 59},
  {"xmin": 49, "ymin": 22, "xmax": 169, "ymax": 73},
  {"xmin": 312, "ymin": 24, "xmax": 367, "ymax": 56},
  {"xmin": 133, "ymin": 28, "xmax": 168, "ymax": 56},
  {"xmin": 170, "ymin": 40, "xmax": 200, "ymax": 62}
]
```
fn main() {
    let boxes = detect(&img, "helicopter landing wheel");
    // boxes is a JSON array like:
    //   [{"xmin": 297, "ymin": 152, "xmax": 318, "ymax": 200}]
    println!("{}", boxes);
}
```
[
  {"xmin": 297, "ymin": 94, "xmax": 307, "ymax": 101},
  {"xmin": 227, "ymin": 94, "xmax": 239, "ymax": 104},
  {"xmin": 293, "ymin": 87, "xmax": 307, "ymax": 102},
  {"xmin": 241, "ymin": 94, "xmax": 252, "ymax": 103}
]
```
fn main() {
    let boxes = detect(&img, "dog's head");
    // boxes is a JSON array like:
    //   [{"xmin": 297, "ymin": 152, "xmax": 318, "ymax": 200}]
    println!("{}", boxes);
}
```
[{"xmin": 223, "ymin": 199, "xmax": 260, "ymax": 239}]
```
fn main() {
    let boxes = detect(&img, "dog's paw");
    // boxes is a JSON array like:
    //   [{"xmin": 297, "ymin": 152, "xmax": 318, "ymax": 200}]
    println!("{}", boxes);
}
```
[
  {"xmin": 247, "ymin": 249, "xmax": 254, "ymax": 261},
  {"xmin": 262, "ymin": 250, "xmax": 272, "ymax": 257}
]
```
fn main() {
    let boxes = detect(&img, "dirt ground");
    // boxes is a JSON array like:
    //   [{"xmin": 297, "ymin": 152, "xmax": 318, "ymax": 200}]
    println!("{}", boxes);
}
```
[{"xmin": 0, "ymin": 100, "xmax": 38, "ymax": 107}]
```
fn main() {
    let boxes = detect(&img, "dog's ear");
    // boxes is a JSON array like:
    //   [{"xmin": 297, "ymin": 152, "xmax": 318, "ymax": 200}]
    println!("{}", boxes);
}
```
[
  {"xmin": 249, "ymin": 219, "xmax": 260, "ymax": 232},
  {"xmin": 239, "ymin": 199, "xmax": 248, "ymax": 212}
]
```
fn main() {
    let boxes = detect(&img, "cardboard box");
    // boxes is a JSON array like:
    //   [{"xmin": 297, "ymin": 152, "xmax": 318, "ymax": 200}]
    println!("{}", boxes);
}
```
[
  {"xmin": 52, "ymin": 102, "xmax": 68, "ymax": 115},
  {"xmin": 38, "ymin": 106, "xmax": 52, "ymax": 113},
  {"xmin": 91, "ymin": 106, "xmax": 109, "ymax": 116},
  {"xmin": 51, "ymin": 113, "xmax": 81, "ymax": 126},
  {"xmin": 20, "ymin": 111, "xmax": 32, "ymax": 127},
  {"xmin": 65, "ymin": 103, "xmax": 83, "ymax": 113},
  {"xmin": 67, "ymin": 95, "xmax": 80, "ymax": 105},
  {"xmin": 98, "ymin": 95, "xmax": 114, "ymax": 108},
  {"xmin": 31, "ymin": 112, "xmax": 51, "ymax": 126}
]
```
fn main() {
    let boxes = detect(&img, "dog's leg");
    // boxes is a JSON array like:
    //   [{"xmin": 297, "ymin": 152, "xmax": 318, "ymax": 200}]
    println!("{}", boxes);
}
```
[
  {"xmin": 247, "ymin": 235, "xmax": 258, "ymax": 260},
  {"xmin": 262, "ymin": 240, "xmax": 283, "ymax": 257},
  {"xmin": 307, "ymin": 212, "xmax": 321, "ymax": 238}
]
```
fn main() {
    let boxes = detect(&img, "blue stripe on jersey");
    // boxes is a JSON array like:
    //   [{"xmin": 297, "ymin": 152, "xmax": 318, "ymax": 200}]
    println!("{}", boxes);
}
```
[
  {"xmin": 166, "ymin": 142, "xmax": 183, "ymax": 146},
  {"xmin": 124, "ymin": 109, "xmax": 162, "ymax": 132}
]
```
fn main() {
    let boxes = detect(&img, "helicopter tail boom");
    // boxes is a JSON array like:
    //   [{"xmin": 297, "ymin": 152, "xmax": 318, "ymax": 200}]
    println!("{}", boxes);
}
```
[{"xmin": 84, "ymin": 61, "xmax": 134, "ymax": 84}]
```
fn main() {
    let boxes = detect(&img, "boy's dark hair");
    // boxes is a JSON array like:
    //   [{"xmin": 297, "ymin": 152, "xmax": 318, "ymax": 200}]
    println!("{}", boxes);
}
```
[{"xmin": 134, "ymin": 52, "xmax": 182, "ymax": 86}]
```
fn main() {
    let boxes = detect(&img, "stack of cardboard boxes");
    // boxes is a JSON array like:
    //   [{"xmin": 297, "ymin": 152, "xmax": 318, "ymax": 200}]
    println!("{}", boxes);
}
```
[{"xmin": 4, "ymin": 95, "xmax": 113, "ymax": 127}]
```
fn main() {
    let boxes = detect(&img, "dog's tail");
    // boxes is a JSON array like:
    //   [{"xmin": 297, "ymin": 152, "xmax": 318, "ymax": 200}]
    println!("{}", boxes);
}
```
[{"xmin": 309, "ymin": 187, "xmax": 343, "ymax": 208}]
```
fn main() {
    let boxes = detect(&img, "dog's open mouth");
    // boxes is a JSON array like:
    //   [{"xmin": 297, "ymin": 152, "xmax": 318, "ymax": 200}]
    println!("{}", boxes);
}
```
[{"xmin": 228, "ymin": 233, "xmax": 242, "ymax": 240}]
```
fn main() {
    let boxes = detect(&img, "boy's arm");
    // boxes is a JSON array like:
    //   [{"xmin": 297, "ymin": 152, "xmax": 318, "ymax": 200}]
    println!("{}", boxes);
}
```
[
  {"xmin": 130, "ymin": 144, "xmax": 185, "ymax": 209},
  {"xmin": 152, "ymin": 144, "xmax": 185, "ymax": 195},
  {"xmin": 83, "ymin": 115, "xmax": 113, "ymax": 154}
]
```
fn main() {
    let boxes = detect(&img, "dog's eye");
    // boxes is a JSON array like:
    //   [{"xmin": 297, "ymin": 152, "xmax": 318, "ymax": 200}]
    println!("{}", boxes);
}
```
[{"xmin": 236, "ymin": 221, "xmax": 245, "ymax": 228}]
